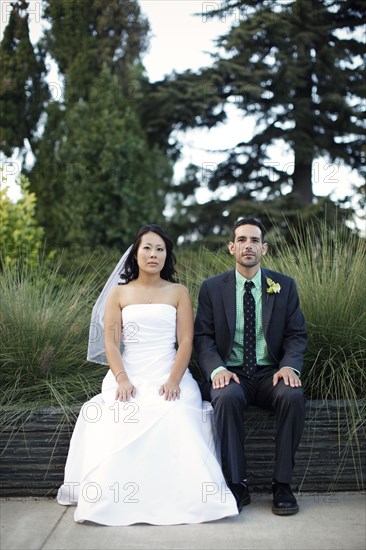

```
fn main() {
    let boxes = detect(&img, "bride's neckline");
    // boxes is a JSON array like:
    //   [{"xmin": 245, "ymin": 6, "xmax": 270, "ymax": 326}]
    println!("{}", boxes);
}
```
[{"xmin": 123, "ymin": 303, "xmax": 176, "ymax": 310}]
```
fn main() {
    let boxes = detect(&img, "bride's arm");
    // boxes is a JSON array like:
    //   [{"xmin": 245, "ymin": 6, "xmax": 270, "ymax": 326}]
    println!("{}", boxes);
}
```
[
  {"xmin": 104, "ymin": 286, "xmax": 136, "ymax": 401},
  {"xmin": 159, "ymin": 285, "xmax": 194, "ymax": 400}
]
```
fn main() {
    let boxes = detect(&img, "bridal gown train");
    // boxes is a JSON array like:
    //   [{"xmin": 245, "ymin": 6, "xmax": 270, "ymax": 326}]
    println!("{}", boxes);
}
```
[{"xmin": 57, "ymin": 304, "xmax": 238, "ymax": 525}]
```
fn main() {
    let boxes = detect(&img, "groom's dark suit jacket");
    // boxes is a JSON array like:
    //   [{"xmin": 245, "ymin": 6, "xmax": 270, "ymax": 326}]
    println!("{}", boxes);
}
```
[{"xmin": 194, "ymin": 268, "xmax": 307, "ymax": 381}]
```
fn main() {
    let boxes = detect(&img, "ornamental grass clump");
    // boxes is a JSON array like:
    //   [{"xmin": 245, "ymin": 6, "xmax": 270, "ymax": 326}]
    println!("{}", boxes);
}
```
[
  {"xmin": 266, "ymin": 219, "xmax": 366, "ymax": 402},
  {"xmin": 0, "ymin": 254, "xmax": 113, "ymax": 413},
  {"xmin": 262, "ymin": 219, "xmax": 366, "ymax": 490}
]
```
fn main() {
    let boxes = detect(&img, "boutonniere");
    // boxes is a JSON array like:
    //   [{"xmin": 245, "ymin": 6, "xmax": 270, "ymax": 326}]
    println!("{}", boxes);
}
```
[{"xmin": 266, "ymin": 277, "xmax": 281, "ymax": 294}]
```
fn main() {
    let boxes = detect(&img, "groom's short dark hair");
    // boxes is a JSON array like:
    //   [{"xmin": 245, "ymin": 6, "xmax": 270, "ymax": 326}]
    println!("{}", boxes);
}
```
[{"xmin": 232, "ymin": 217, "xmax": 266, "ymax": 242}]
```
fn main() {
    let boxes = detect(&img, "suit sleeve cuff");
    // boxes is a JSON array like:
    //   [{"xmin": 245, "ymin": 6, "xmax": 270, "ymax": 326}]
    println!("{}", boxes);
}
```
[
  {"xmin": 211, "ymin": 366, "xmax": 227, "ymax": 381},
  {"xmin": 282, "ymin": 366, "xmax": 301, "ymax": 376}
]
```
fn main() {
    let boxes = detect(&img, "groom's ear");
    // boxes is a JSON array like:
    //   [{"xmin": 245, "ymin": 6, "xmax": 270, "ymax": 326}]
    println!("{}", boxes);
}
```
[
  {"xmin": 262, "ymin": 242, "xmax": 269, "ymax": 256},
  {"xmin": 228, "ymin": 241, "xmax": 235, "ymax": 255}
]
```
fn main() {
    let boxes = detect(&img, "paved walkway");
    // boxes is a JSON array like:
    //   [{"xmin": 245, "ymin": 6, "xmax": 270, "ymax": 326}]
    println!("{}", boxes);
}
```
[{"xmin": 1, "ymin": 492, "xmax": 365, "ymax": 550}]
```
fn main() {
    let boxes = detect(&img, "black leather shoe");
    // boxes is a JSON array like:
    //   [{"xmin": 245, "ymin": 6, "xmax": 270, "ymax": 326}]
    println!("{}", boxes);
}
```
[
  {"xmin": 229, "ymin": 481, "xmax": 251, "ymax": 512},
  {"xmin": 272, "ymin": 481, "xmax": 299, "ymax": 515}
]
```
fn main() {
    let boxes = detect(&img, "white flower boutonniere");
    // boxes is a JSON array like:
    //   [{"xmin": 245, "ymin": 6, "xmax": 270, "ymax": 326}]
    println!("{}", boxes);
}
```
[{"xmin": 266, "ymin": 277, "xmax": 281, "ymax": 294}]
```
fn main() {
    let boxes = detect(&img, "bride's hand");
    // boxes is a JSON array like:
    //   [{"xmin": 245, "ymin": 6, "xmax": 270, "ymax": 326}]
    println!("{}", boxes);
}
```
[
  {"xmin": 115, "ymin": 375, "xmax": 136, "ymax": 402},
  {"xmin": 159, "ymin": 381, "xmax": 181, "ymax": 401}
]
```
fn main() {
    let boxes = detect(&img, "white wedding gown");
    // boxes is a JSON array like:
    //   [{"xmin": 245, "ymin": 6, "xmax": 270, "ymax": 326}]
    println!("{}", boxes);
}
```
[{"xmin": 57, "ymin": 304, "xmax": 238, "ymax": 525}]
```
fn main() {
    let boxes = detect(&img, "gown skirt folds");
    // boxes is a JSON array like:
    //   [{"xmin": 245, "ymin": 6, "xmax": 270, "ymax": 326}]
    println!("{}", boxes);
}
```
[{"xmin": 57, "ymin": 304, "xmax": 238, "ymax": 525}]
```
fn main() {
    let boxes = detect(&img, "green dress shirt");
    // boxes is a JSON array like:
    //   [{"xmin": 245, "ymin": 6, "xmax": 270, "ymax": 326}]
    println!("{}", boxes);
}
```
[{"xmin": 210, "ymin": 268, "xmax": 300, "ymax": 380}]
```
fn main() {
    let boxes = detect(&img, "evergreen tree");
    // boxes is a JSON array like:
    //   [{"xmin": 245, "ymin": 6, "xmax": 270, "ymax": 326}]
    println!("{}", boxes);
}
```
[
  {"xmin": 163, "ymin": 0, "xmax": 365, "ymax": 240},
  {"xmin": 30, "ymin": 68, "xmax": 171, "ymax": 249},
  {"xmin": 42, "ymin": 0, "xmax": 150, "ymax": 102},
  {"xmin": 139, "ymin": 69, "xmax": 228, "ymax": 160},
  {"xmin": 0, "ymin": 0, "xmax": 49, "ymax": 156},
  {"xmin": 27, "ymin": 1, "xmax": 172, "ymax": 249},
  {"xmin": 209, "ymin": 0, "xmax": 365, "ymax": 204}
]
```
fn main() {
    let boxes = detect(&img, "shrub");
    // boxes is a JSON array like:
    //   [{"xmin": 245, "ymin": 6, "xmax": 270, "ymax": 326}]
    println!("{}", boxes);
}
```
[{"xmin": 0, "ymin": 174, "xmax": 47, "ymax": 269}]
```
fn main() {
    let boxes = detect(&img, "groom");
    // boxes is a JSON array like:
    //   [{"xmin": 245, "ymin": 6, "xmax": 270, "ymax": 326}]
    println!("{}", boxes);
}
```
[{"xmin": 194, "ymin": 217, "xmax": 307, "ymax": 515}]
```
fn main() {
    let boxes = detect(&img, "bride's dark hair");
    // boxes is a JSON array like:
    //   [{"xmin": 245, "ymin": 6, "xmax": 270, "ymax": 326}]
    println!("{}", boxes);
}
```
[{"xmin": 119, "ymin": 224, "xmax": 177, "ymax": 284}]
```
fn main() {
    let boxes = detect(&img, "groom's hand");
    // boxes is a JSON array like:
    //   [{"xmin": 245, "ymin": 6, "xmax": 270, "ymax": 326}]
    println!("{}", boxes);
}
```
[
  {"xmin": 212, "ymin": 369, "xmax": 240, "ymax": 390},
  {"xmin": 273, "ymin": 367, "xmax": 302, "ymax": 388}
]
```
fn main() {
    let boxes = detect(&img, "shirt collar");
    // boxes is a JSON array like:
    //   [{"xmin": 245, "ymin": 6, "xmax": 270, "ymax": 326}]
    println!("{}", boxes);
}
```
[{"xmin": 235, "ymin": 268, "xmax": 262, "ymax": 290}]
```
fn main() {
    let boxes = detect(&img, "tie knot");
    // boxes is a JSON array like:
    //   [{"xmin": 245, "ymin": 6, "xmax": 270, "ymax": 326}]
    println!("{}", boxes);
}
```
[{"xmin": 245, "ymin": 281, "xmax": 254, "ymax": 292}]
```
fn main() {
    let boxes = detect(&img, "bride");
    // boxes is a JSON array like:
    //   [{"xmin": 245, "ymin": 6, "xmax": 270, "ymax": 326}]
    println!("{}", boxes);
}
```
[{"xmin": 57, "ymin": 224, "xmax": 238, "ymax": 526}]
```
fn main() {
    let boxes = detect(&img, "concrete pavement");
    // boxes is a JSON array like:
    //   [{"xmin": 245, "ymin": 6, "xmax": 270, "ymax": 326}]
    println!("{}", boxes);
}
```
[{"xmin": 1, "ymin": 492, "xmax": 365, "ymax": 550}]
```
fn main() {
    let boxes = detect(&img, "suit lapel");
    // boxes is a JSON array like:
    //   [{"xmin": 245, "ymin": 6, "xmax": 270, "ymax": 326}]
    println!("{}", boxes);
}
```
[
  {"xmin": 261, "ymin": 268, "xmax": 275, "ymax": 339},
  {"xmin": 220, "ymin": 270, "xmax": 236, "ymax": 337}
]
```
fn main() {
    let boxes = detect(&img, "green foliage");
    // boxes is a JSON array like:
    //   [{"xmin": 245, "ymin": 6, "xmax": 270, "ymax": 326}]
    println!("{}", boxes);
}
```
[
  {"xmin": 2, "ymin": 0, "xmax": 365, "ymax": 252},
  {"xmin": 23, "ymin": 0, "xmax": 173, "ymax": 250},
  {"xmin": 42, "ymin": 0, "xmax": 150, "ymax": 101},
  {"xmin": 266, "ymin": 219, "xmax": 366, "ymax": 401},
  {"xmin": 139, "ymin": 69, "xmax": 228, "ymax": 158},
  {"xmin": 206, "ymin": 0, "xmax": 365, "ymax": 201},
  {"xmin": 0, "ymin": 173, "xmax": 46, "ymax": 268},
  {"xmin": 0, "ymin": 255, "xmax": 110, "ymax": 410},
  {"xmin": 168, "ymin": 191, "xmax": 357, "ymax": 246},
  {"xmin": 0, "ymin": 1, "xmax": 49, "ymax": 155},
  {"xmin": 176, "ymin": 245, "xmax": 231, "ymax": 309},
  {"xmin": 29, "ymin": 67, "xmax": 172, "ymax": 249}
]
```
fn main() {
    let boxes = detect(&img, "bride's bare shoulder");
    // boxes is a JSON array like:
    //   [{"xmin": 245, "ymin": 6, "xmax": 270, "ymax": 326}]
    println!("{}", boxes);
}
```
[
  {"xmin": 167, "ymin": 282, "xmax": 191, "ymax": 302},
  {"xmin": 107, "ymin": 284, "xmax": 130, "ymax": 304}
]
